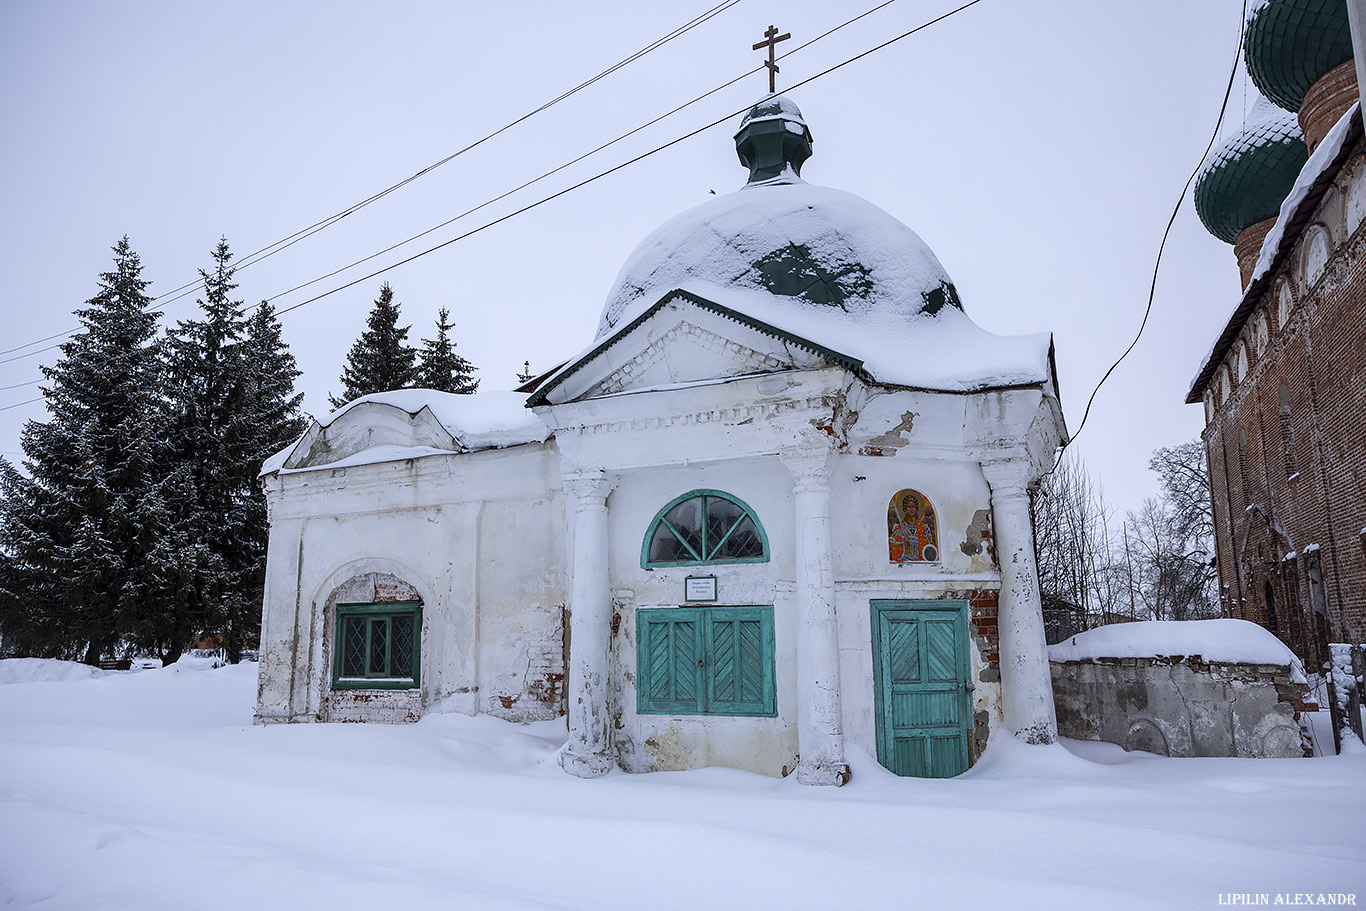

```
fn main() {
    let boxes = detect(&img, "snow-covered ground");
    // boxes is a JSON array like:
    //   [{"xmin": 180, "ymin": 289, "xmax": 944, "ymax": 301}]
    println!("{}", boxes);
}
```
[{"xmin": 1, "ymin": 659, "xmax": 1362, "ymax": 910}]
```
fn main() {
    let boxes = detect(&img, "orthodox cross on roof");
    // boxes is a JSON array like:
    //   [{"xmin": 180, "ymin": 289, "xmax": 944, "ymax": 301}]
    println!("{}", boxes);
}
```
[{"xmin": 752, "ymin": 25, "xmax": 791, "ymax": 93}]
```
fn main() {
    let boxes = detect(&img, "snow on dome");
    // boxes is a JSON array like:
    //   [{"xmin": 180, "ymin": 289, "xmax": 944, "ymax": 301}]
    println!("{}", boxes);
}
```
[
  {"xmin": 1194, "ymin": 97, "xmax": 1307, "ymax": 244},
  {"xmin": 1048, "ymin": 619, "xmax": 1305, "ymax": 682},
  {"xmin": 583, "ymin": 95, "xmax": 1056, "ymax": 393},
  {"xmin": 597, "ymin": 182, "xmax": 963, "ymax": 338},
  {"xmin": 736, "ymin": 93, "xmax": 808, "ymax": 132}
]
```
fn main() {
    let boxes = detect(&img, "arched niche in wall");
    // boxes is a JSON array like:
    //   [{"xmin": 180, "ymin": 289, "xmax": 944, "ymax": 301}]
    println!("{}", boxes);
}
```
[
  {"xmin": 1219, "ymin": 365, "xmax": 1232, "ymax": 404},
  {"xmin": 1235, "ymin": 342, "xmax": 1249, "ymax": 382},
  {"xmin": 1347, "ymin": 162, "xmax": 1366, "ymax": 237},
  {"xmin": 1303, "ymin": 225, "xmax": 1331, "ymax": 289},
  {"xmin": 1276, "ymin": 280, "xmax": 1294, "ymax": 329},
  {"xmin": 887, "ymin": 488, "xmax": 939, "ymax": 563},
  {"xmin": 1254, "ymin": 312, "xmax": 1269, "ymax": 356}
]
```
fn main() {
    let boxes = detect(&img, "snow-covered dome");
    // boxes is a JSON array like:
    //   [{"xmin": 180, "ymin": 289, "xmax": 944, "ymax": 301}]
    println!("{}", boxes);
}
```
[
  {"xmin": 596, "ymin": 95, "xmax": 962, "ymax": 339},
  {"xmin": 1194, "ymin": 97, "xmax": 1309, "ymax": 244}
]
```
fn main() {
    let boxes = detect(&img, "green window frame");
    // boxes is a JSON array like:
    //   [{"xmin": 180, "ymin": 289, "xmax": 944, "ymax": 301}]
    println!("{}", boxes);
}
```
[
  {"xmin": 333, "ymin": 601, "xmax": 422, "ymax": 690},
  {"xmin": 641, "ymin": 489, "xmax": 769, "ymax": 568},
  {"xmin": 637, "ymin": 605, "xmax": 776, "ymax": 717}
]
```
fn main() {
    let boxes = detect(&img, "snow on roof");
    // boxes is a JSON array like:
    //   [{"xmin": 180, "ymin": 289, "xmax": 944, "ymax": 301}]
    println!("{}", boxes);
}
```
[
  {"xmin": 559, "ymin": 281, "xmax": 1053, "ymax": 396},
  {"xmin": 1247, "ymin": 101, "xmax": 1359, "ymax": 287},
  {"xmin": 261, "ymin": 389, "xmax": 550, "ymax": 476},
  {"xmin": 1048, "ymin": 619, "xmax": 1304, "ymax": 681},
  {"xmin": 697, "ymin": 281, "xmax": 1052, "ymax": 391},
  {"xmin": 1188, "ymin": 103, "xmax": 1361, "ymax": 401},
  {"xmin": 318, "ymin": 388, "xmax": 549, "ymax": 449},
  {"xmin": 597, "ymin": 181, "xmax": 958, "ymax": 338}
]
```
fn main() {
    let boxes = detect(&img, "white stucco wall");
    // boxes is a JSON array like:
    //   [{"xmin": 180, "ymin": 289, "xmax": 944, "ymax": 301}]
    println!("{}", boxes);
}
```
[{"xmin": 255, "ymin": 441, "xmax": 568, "ymax": 725}]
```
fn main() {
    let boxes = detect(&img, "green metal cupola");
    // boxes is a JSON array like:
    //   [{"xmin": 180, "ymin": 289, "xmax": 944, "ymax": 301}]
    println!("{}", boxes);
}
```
[
  {"xmin": 1244, "ymin": 0, "xmax": 1354, "ymax": 112},
  {"xmin": 734, "ymin": 94, "xmax": 812, "ymax": 184},
  {"xmin": 1194, "ymin": 97, "xmax": 1308, "ymax": 244}
]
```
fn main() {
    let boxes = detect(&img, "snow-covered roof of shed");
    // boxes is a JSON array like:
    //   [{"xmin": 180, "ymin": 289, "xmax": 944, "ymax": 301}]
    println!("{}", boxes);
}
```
[
  {"xmin": 260, "ymin": 389, "xmax": 550, "ymax": 476},
  {"xmin": 1048, "ymin": 619, "xmax": 1305, "ymax": 682}
]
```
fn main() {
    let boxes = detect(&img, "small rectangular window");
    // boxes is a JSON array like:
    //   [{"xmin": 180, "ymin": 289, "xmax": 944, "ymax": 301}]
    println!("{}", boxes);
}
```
[
  {"xmin": 637, "ymin": 606, "xmax": 775, "ymax": 716},
  {"xmin": 333, "ymin": 602, "xmax": 421, "ymax": 690}
]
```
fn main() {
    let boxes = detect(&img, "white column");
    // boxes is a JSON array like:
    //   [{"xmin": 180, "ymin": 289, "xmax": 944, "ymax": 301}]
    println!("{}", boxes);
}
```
[
  {"xmin": 781, "ymin": 444, "xmax": 850, "ymax": 786},
  {"xmin": 981, "ymin": 458, "xmax": 1057, "ymax": 744},
  {"xmin": 561, "ymin": 469, "xmax": 616, "ymax": 778}
]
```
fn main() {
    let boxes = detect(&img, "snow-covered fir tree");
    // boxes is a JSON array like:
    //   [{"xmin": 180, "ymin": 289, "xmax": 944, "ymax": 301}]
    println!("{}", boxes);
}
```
[
  {"xmin": 415, "ymin": 307, "xmax": 478, "ymax": 394},
  {"xmin": 162, "ymin": 241, "xmax": 306, "ymax": 663},
  {"xmin": 329, "ymin": 283, "xmax": 417, "ymax": 408},
  {"xmin": 0, "ymin": 238, "xmax": 172, "ymax": 664}
]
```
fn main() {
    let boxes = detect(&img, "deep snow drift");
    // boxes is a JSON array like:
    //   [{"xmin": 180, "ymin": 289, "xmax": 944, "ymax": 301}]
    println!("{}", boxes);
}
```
[{"xmin": 1, "ymin": 658, "xmax": 1361, "ymax": 910}]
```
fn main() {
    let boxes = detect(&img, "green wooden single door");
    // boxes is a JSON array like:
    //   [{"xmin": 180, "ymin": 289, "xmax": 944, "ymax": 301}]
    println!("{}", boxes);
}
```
[{"xmin": 870, "ymin": 600, "xmax": 971, "ymax": 778}]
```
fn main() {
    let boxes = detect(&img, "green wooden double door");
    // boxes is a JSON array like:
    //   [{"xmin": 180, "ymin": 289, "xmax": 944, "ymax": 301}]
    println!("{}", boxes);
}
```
[{"xmin": 870, "ymin": 600, "xmax": 972, "ymax": 778}]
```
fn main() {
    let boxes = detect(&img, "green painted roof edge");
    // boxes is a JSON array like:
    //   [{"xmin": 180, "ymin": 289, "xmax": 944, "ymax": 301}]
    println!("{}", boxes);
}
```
[{"xmin": 526, "ymin": 288, "xmax": 864, "ymax": 407}]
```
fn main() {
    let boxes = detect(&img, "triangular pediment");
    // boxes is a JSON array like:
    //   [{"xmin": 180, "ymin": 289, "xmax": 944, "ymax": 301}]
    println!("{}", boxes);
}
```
[{"xmin": 529, "ymin": 290, "xmax": 860, "ymax": 406}]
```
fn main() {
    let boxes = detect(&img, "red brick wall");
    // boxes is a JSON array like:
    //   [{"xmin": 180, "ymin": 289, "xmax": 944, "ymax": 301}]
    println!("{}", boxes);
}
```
[{"xmin": 1203, "ymin": 142, "xmax": 1366, "ymax": 661}]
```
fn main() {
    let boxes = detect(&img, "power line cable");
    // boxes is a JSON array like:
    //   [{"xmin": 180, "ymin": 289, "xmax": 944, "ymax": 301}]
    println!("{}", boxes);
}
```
[
  {"xmin": 2, "ymin": 0, "xmax": 966, "ymax": 403},
  {"xmin": 269, "ymin": 0, "xmax": 984, "ymax": 319},
  {"xmin": 0, "ymin": 0, "xmax": 904, "ymax": 376},
  {"xmin": 1056, "ymin": 0, "xmax": 1248, "ymax": 459},
  {"xmin": 0, "ymin": 0, "xmax": 743, "ymax": 363},
  {"xmin": 258, "ymin": 0, "xmax": 908, "ymax": 308}
]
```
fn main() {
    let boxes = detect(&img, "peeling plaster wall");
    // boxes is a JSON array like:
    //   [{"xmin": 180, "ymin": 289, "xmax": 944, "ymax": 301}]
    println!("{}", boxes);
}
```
[
  {"xmin": 1050, "ymin": 658, "xmax": 1312, "ymax": 758},
  {"xmin": 254, "ymin": 442, "xmax": 567, "ymax": 726},
  {"xmin": 599, "ymin": 382, "xmax": 1033, "ymax": 777},
  {"xmin": 607, "ymin": 457, "xmax": 799, "ymax": 778}
]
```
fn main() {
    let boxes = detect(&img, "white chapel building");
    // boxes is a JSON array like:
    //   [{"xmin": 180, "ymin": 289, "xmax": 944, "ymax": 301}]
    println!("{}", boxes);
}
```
[{"xmin": 254, "ymin": 95, "xmax": 1068, "ymax": 783}]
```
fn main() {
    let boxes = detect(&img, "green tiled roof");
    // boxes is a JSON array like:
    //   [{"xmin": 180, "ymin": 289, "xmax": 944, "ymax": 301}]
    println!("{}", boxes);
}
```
[
  {"xmin": 1194, "ymin": 103, "xmax": 1308, "ymax": 244},
  {"xmin": 1245, "ymin": 0, "xmax": 1353, "ymax": 112}
]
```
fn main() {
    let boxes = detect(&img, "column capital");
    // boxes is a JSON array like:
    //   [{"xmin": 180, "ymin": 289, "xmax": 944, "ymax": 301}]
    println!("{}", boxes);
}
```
[
  {"xmin": 564, "ymin": 469, "xmax": 616, "ymax": 506},
  {"xmin": 980, "ymin": 457, "xmax": 1036, "ymax": 499},
  {"xmin": 779, "ymin": 440, "xmax": 836, "ymax": 494}
]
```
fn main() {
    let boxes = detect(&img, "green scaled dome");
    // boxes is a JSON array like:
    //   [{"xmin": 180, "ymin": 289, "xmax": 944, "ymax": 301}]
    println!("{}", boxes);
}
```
[
  {"xmin": 1194, "ymin": 98, "xmax": 1309, "ymax": 244},
  {"xmin": 1244, "ymin": 0, "xmax": 1354, "ymax": 112}
]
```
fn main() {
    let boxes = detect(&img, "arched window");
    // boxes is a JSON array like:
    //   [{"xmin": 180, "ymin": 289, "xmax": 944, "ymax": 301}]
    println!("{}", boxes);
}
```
[
  {"xmin": 888, "ymin": 488, "xmax": 940, "ymax": 563},
  {"xmin": 642, "ymin": 490, "xmax": 768, "ymax": 567}
]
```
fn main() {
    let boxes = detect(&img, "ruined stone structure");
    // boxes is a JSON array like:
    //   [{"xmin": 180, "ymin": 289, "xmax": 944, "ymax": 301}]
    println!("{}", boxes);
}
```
[
  {"xmin": 1190, "ymin": 0, "xmax": 1366, "ymax": 663},
  {"xmin": 255, "ymin": 96, "xmax": 1068, "ymax": 783}
]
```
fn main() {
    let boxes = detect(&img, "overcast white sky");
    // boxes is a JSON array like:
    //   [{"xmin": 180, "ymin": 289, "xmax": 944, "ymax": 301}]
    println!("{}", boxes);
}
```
[{"xmin": 1, "ymin": 0, "xmax": 1253, "ymax": 518}]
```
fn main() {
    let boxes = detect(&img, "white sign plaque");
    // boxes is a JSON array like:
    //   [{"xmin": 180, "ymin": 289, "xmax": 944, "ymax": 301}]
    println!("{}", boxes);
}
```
[{"xmin": 684, "ymin": 575, "xmax": 717, "ymax": 602}]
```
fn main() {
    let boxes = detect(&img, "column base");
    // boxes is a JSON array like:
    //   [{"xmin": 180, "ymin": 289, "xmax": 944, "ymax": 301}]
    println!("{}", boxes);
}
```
[
  {"xmin": 1014, "ymin": 722, "xmax": 1057, "ymax": 746},
  {"xmin": 560, "ymin": 748, "xmax": 613, "ymax": 779},
  {"xmin": 796, "ymin": 759, "xmax": 851, "ymax": 787}
]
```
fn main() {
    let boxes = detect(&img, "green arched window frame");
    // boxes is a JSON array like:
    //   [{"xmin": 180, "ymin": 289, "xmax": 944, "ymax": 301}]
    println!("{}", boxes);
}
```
[{"xmin": 641, "ymin": 489, "xmax": 770, "ymax": 568}]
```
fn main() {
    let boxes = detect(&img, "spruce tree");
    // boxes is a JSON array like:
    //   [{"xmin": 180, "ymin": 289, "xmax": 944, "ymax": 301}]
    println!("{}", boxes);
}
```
[
  {"xmin": 160, "ymin": 239, "xmax": 253, "ymax": 663},
  {"xmin": 415, "ymin": 307, "xmax": 478, "ymax": 394},
  {"xmin": 329, "ymin": 283, "xmax": 417, "ymax": 408},
  {"xmin": 0, "ymin": 237, "xmax": 170, "ymax": 664},
  {"xmin": 162, "ymin": 242, "xmax": 306, "ymax": 663},
  {"xmin": 230, "ymin": 300, "xmax": 306, "ymax": 661}
]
